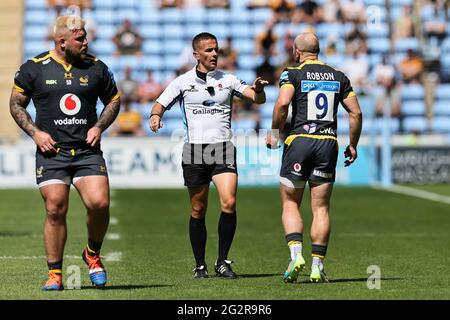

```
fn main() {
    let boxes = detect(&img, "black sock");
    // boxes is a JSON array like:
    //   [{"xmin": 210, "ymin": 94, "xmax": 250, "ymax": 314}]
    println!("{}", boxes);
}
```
[
  {"xmin": 218, "ymin": 211, "xmax": 237, "ymax": 263},
  {"xmin": 87, "ymin": 239, "xmax": 103, "ymax": 256},
  {"xmin": 189, "ymin": 216, "xmax": 207, "ymax": 267},
  {"xmin": 311, "ymin": 244, "xmax": 328, "ymax": 259},
  {"xmin": 47, "ymin": 260, "xmax": 63, "ymax": 274}
]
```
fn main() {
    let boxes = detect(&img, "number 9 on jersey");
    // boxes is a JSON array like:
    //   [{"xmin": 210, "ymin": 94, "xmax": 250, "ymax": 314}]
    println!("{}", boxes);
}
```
[{"xmin": 307, "ymin": 91, "xmax": 334, "ymax": 122}]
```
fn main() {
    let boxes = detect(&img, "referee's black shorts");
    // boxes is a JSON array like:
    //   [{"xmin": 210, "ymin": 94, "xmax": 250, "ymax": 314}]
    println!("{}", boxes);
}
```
[{"xmin": 182, "ymin": 141, "xmax": 237, "ymax": 187}]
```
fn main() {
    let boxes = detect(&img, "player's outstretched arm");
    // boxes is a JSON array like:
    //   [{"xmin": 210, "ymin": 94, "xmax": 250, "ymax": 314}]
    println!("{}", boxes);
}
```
[
  {"xmin": 243, "ymin": 77, "xmax": 269, "ymax": 104},
  {"xmin": 149, "ymin": 102, "xmax": 165, "ymax": 133},
  {"xmin": 87, "ymin": 98, "xmax": 120, "ymax": 147},
  {"xmin": 342, "ymin": 95, "xmax": 362, "ymax": 166},
  {"xmin": 10, "ymin": 87, "xmax": 56, "ymax": 153}
]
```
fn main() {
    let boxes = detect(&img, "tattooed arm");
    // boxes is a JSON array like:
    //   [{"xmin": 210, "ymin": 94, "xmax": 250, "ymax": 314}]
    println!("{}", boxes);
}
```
[
  {"xmin": 86, "ymin": 98, "xmax": 120, "ymax": 147},
  {"xmin": 10, "ymin": 87, "xmax": 56, "ymax": 152}
]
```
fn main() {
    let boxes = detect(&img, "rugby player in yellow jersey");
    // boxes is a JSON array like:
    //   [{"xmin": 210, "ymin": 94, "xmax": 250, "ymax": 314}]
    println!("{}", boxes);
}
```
[
  {"xmin": 267, "ymin": 33, "xmax": 362, "ymax": 283},
  {"xmin": 10, "ymin": 15, "xmax": 120, "ymax": 290}
]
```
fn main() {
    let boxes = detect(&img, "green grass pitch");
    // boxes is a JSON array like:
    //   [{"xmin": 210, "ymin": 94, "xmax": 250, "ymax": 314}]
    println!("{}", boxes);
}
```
[{"xmin": 0, "ymin": 187, "xmax": 449, "ymax": 299}]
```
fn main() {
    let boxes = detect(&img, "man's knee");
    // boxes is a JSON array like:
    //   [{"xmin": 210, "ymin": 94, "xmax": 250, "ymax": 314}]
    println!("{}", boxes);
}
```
[
  {"xmin": 86, "ymin": 198, "xmax": 110, "ymax": 212},
  {"xmin": 191, "ymin": 202, "xmax": 207, "ymax": 219},
  {"xmin": 45, "ymin": 199, "xmax": 67, "ymax": 223},
  {"xmin": 220, "ymin": 196, "xmax": 236, "ymax": 213}
]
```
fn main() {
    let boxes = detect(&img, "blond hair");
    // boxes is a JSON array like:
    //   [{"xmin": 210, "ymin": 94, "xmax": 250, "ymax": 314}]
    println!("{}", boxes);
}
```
[{"xmin": 53, "ymin": 15, "xmax": 85, "ymax": 38}]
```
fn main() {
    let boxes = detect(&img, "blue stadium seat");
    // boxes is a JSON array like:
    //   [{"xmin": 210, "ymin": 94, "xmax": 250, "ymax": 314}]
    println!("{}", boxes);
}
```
[
  {"xmin": 264, "ymin": 86, "xmax": 278, "ymax": 103},
  {"xmin": 184, "ymin": 24, "xmax": 207, "ymax": 39},
  {"xmin": 161, "ymin": 8, "xmax": 184, "ymax": 24},
  {"xmin": 162, "ymin": 24, "xmax": 184, "ymax": 39},
  {"xmin": 260, "ymin": 104, "xmax": 274, "ymax": 118},
  {"xmin": 230, "ymin": 23, "xmax": 254, "ymax": 39},
  {"xmin": 207, "ymin": 24, "xmax": 231, "ymax": 39},
  {"xmin": 118, "ymin": 9, "xmax": 140, "ymax": 23},
  {"xmin": 232, "ymin": 38, "xmax": 253, "ymax": 55},
  {"xmin": 357, "ymin": 95, "xmax": 376, "ymax": 116},
  {"xmin": 94, "ymin": 10, "xmax": 115, "ymax": 25},
  {"xmin": 91, "ymin": 40, "xmax": 116, "ymax": 55},
  {"xmin": 99, "ymin": 56, "xmax": 120, "ymax": 73},
  {"xmin": 24, "ymin": 41, "xmax": 52, "ymax": 57},
  {"xmin": 230, "ymin": 9, "xmax": 251, "ymax": 24},
  {"xmin": 368, "ymin": 38, "xmax": 389, "ymax": 53},
  {"xmin": 431, "ymin": 117, "xmax": 450, "ymax": 133},
  {"xmin": 401, "ymin": 84, "xmax": 425, "ymax": 101},
  {"xmin": 163, "ymin": 39, "xmax": 186, "ymax": 55},
  {"xmin": 433, "ymin": 100, "xmax": 450, "ymax": 116},
  {"xmin": 93, "ymin": 0, "xmax": 117, "ymax": 9},
  {"xmin": 233, "ymin": 118, "xmax": 257, "ymax": 130},
  {"xmin": 143, "ymin": 40, "xmax": 163, "ymax": 55},
  {"xmin": 163, "ymin": 55, "xmax": 182, "ymax": 71},
  {"xmin": 118, "ymin": 55, "xmax": 143, "ymax": 70},
  {"xmin": 26, "ymin": 0, "xmax": 46, "ymax": 9},
  {"xmin": 373, "ymin": 118, "xmax": 401, "ymax": 133},
  {"xmin": 403, "ymin": 116, "xmax": 428, "ymax": 133},
  {"xmin": 27, "ymin": 101, "xmax": 37, "ymax": 121},
  {"xmin": 402, "ymin": 101, "xmax": 426, "ymax": 116},
  {"xmin": 141, "ymin": 24, "xmax": 162, "ymax": 39},
  {"xmin": 394, "ymin": 37, "xmax": 419, "ymax": 53},
  {"xmin": 260, "ymin": 117, "xmax": 272, "ymax": 130},
  {"xmin": 364, "ymin": 23, "xmax": 389, "ymax": 38},
  {"xmin": 183, "ymin": 9, "xmax": 207, "ymax": 24},
  {"xmin": 337, "ymin": 118, "xmax": 350, "ymax": 134},
  {"xmin": 25, "ymin": 10, "xmax": 50, "ymax": 25},
  {"xmin": 164, "ymin": 105, "xmax": 183, "ymax": 120},
  {"xmin": 118, "ymin": 0, "xmax": 138, "ymax": 9},
  {"xmin": 24, "ymin": 26, "xmax": 48, "ymax": 41},
  {"xmin": 140, "ymin": 11, "xmax": 160, "ymax": 24},
  {"xmin": 142, "ymin": 56, "xmax": 163, "ymax": 71},
  {"xmin": 95, "ymin": 25, "xmax": 116, "ymax": 40},
  {"xmin": 235, "ymin": 70, "xmax": 256, "ymax": 84},
  {"xmin": 251, "ymin": 8, "xmax": 273, "ymax": 24},
  {"xmin": 435, "ymin": 84, "xmax": 450, "ymax": 100},
  {"xmin": 206, "ymin": 9, "xmax": 230, "ymax": 24},
  {"xmin": 238, "ymin": 55, "xmax": 262, "ymax": 70}
]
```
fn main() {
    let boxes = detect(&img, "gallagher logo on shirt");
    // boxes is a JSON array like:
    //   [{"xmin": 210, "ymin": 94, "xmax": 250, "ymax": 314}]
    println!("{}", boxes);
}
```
[{"xmin": 59, "ymin": 94, "xmax": 81, "ymax": 115}]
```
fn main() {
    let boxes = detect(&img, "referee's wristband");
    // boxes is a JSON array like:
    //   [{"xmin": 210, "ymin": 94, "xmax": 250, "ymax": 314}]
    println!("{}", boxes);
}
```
[{"xmin": 150, "ymin": 114, "xmax": 161, "ymax": 118}]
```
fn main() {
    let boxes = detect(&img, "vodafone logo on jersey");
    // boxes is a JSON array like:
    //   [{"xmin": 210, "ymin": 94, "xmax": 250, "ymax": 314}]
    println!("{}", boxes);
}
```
[{"xmin": 59, "ymin": 94, "xmax": 81, "ymax": 116}]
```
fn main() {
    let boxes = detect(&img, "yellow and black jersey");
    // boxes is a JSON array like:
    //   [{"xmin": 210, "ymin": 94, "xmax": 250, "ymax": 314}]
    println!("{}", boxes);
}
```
[
  {"xmin": 14, "ymin": 50, "xmax": 120, "ymax": 148},
  {"xmin": 279, "ymin": 59, "xmax": 355, "ymax": 139}
]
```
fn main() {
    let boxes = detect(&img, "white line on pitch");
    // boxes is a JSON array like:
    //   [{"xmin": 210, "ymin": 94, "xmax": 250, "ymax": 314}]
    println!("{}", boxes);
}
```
[
  {"xmin": 106, "ymin": 233, "xmax": 121, "ymax": 240},
  {"xmin": 373, "ymin": 184, "xmax": 450, "ymax": 205},
  {"xmin": 110, "ymin": 217, "xmax": 119, "ymax": 225}
]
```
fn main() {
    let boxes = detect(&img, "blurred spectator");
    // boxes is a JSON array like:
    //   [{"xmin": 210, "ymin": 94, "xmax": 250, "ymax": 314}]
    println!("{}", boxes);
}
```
[
  {"xmin": 323, "ymin": 0, "xmax": 342, "ymax": 23},
  {"xmin": 118, "ymin": 66, "xmax": 140, "ymax": 110},
  {"xmin": 47, "ymin": 0, "xmax": 92, "ymax": 12},
  {"xmin": 324, "ymin": 33, "xmax": 339, "ymax": 56},
  {"xmin": 340, "ymin": 0, "xmax": 366, "ymax": 24},
  {"xmin": 345, "ymin": 23, "xmax": 368, "ymax": 55},
  {"xmin": 255, "ymin": 18, "xmax": 278, "ymax": 57},
  {"xmin": 231, "ymin": 98, "xmax": 260, "ymax": 130},
  {"xmin": 372, "ymin": 56, "xmax": 401, "ymax": 118},
  {"xmin": 203, "ymin": 0, "xmax": 230, "ymax": 8},
  {"xmin": 109, "ymin": 103, "xmax": 145, "ymax": 137},
  {"xmin": 160, "ymin": 0, "xmax": 184, "ymax": 7},
  {"xmin": 275, "ymin": 30, "xmax": 295, "ymax": 81},
  {"xmin": 137, "ymin": 70, "xmax": 164, "ymax": 104},
  {"xmin": 269, "ymin": 0, "xmax": 296, "ymax": 23},
  {"xmin": 112, "ymin": 19, "xmax": 143, "ymax": 57},
  {"xmin": 398, "ymin": 49, "xmax": 424, "ymax": 84},
  {"xmin": 218, "ymin": 37, "xmax": 238, "ymax": 71},
  {"xmin": 296, "ymin": 0, "xmax": 324, "ymax": 24},
  {"xmin": 247, "ymin": 0, "xmax": 270, "ymax": 8},
  {"xmin": 393, "ymin": 5, "xmax": 415, "ymax": 41},
  {"xmin": 341, "ymin": 52, "xmax": 369, "ymax": 94},
  {"xmin": 177, "ymin": 41, "xmax": 197, "ymax": 74},
  {"xmin": 255, "ymin": 56, "xmax": 277, "ymax": 85},
  {"xmin": 422, "ymin": 0, "xmax": 447, "ymax": 46}
]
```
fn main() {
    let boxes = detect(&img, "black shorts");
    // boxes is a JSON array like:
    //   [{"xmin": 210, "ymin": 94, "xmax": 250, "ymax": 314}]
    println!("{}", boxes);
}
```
[
  {"xmin": 181, "ymin": 141, "xmax": 237, "ymax": 187},
  {"xmin": 280, "ymin": 136, "xmax": 338, "ymax": 184},
  {"xmin": 35, "ymin": 147, "xmax": 108, "ymax": 187}
]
